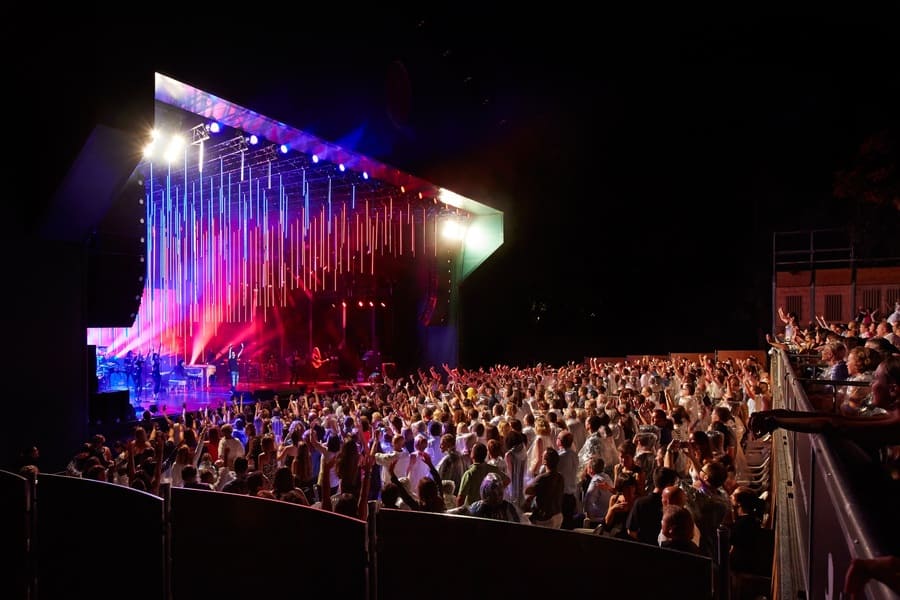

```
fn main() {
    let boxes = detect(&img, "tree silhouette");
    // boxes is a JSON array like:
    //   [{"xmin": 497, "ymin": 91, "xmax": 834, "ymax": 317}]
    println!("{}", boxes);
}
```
[{"xmin": 833, "ymin": 129, "xmax": 900, "ymax": 259}]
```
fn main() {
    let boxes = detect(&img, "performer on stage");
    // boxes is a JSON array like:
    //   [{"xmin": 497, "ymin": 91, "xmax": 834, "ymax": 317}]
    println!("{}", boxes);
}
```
[
  {"xmin": 133, "ymin": 351, "xmax": 146, "ymax": 398},
  {"xmin": 124, "ymin": 350, "xmax": 136, "ymax": 390},
  {"xmin": 289, "ymin": 349, "xmax": 304, "ymax": 386},
  {"xmin": 228, "ymin": 343, "xmax": 245, "ymax": 391},
  {"xmin": 310, "ymin": 346, "xmax": 327, "ymax": 385},
  {"xmin": 151, "ymin": 348, "xmax": 162, "ymax": 400}
]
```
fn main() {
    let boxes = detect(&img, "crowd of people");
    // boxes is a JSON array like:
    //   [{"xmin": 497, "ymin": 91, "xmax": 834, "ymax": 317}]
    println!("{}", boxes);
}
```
[
  {"xmin": 12, "ymin": 325, "xmax": 900, "ymax": 597},
  {"xmin": 24, "ymin": 355, "xmax": 780, "ymax": 563}
]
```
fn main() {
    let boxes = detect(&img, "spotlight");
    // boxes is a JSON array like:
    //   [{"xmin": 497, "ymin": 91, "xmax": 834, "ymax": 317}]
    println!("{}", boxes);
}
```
[
  {"xmin": 442, "ymin": 219, "xmax": 466, "ymax": 241},
  {"xmin": 280, "ymin": 144, "xmax": 288, "ymax": 154},
  {"xmin": 362, "ymin": 171, "xmax": 369, "ymax": 180},
  {"xmin": 339, "ymin": 163, "xmax": 345, "ymax": 172},
  {"xmin": 249, "ymin": 134, "xmax": 259, "ymax": 145},
  {"xmin": 312, "ymin": 154, "xmax": 319, "ymax": 164},
  {"xmin": 163, "ymin": 134, "xmax": 185, "ymax": 162},
  {"xmin": 143, "ymin": 129, "xmax": 159, "ymax": 158},
  {"xmin": 358, "ymin": 301, "xmax": 364, "ymax": 307},
  {"xmin": 208, "ymin": 122, "xmax": 221, "ymax": 133}
]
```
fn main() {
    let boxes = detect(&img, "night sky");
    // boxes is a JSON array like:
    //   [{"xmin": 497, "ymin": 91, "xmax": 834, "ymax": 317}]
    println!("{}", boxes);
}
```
[{"xmin": 14, "ymin": 14, "xmax": 900, "ymax": 367}]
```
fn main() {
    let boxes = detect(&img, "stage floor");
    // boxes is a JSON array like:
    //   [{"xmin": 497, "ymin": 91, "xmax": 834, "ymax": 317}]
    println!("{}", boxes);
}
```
[{"xmin": 104, "ymin": 375, "xmax": 358, "ymax": 421}]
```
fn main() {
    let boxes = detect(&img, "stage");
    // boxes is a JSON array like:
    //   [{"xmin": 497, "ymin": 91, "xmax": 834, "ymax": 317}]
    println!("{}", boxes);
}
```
[{"xmin": 92, "ymin": 372, "xmax": 362, "ymax": 432}]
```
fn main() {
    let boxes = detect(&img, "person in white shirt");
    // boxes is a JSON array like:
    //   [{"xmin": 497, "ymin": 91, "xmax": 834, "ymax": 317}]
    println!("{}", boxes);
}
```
[
  {"xmin": 217, "ymin": 423, "xmax": 245, "ymax": 468},
  {"xmin": 374, "ymin": 430, "xmax": 411, "ymax": 491},
  {"xmin": 886, "ymin": 301, "xmax": 900, "ymax": 326}
]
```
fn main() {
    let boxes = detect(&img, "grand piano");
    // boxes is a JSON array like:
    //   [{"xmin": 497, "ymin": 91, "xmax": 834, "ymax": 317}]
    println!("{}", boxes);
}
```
[{"xmin": 184, "ymin": 364, "xmax": 216, "ymax": 389}]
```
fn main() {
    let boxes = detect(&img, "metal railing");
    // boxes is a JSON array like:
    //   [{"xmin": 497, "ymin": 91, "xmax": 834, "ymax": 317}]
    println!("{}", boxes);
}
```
[{"xmin": 770, "ymin": 348, "xmax": 897, "ymax": 600}]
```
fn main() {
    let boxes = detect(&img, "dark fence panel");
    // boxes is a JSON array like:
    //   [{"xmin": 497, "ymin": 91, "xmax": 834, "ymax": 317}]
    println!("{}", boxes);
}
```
[
  {"xmin": 374, "ymin": 508, "xmax": 712, "ymax": 599},
  {"xmin": 170, "ymin": 488, "xmax": 367, "ymax": 598},
  {"xmin": 0, "ymin": 470, "xmax": 32, "ymax": 600},
  {"xmin": 36, "ymin": 474, "xmax": 165, "ymax": 600}
]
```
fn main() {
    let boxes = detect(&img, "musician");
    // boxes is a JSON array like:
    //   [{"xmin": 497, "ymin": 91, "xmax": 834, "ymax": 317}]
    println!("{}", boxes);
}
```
[
  {"xmin": 311, "ymin": 346, "xmax": 328, "ymax": 384},
  {"xmin": 228, "ymin": 343, "xmax": 245, "ymax": 391},
  {"xmin": 311, "ymin": 346, "xmax": 324, "ymax": 369},
  {"xmin": 151, "ymin": 349, "xmax": 162, "ymax": 400},
  {"xmin": 170, "ymin": 358, "xmax": 187, "ymax": 384},
  {"xmin": 289, "ymin": 350, "xmax": 304, "ymax": 386},
  {"xmin": 124, "ymin": 351, "xmax": 136, "ymax": 389},
  {"xmin": 133, "ymin": 351, "xmax": 146, "ymax": 397}
]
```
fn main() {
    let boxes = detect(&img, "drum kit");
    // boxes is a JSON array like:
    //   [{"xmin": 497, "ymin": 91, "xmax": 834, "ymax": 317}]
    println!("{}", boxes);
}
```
[{"xmin": 96, "ymin": 355, "xmax": 128, "ymax": 390}]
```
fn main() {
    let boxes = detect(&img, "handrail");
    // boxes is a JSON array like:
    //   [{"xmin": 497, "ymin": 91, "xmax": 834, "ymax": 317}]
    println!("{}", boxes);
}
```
[{"xmin": 769, "ymin": 349, "xmax": 898, "ymax": 600}]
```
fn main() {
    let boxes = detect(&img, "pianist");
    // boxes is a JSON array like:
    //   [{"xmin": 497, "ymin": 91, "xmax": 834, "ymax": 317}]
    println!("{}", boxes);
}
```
[{"xmin": 171, "ymin": 359, "xmax": 188, "ymax": 382}]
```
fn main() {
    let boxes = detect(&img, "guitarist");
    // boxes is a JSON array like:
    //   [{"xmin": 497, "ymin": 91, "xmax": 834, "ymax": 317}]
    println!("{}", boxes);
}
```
[{"xmin": 310, "ymin": 346, "xmax": 331, "ymax": 385}]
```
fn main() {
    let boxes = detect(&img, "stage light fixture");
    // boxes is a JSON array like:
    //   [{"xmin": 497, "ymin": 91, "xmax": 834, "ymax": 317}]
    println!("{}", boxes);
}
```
[
  {"xmin": 339, "ymin": 163, "xmax": 345, "ymax": 172},
  {"xmin": 249, "ymin": 134, "xmax": 259, "ymax": 145},
  {"xmin": 260, "ymin": 145, "xmax": 279, "ymax": 162},
  {"xmin": 190, "ymin": 123, "xmax": 210, "ymax": 145},
  {"xmin": 143, "ymin": 129, "xmax": 159, "ymax": 158},
  {"xmin": 312, "ymin": 154, "xmax": 319, "ymax": 163},
  {"xmin": 163, "ymin": 134, "xmax": 185, "ymax": 163},
  {"xmin": 362, "ymin": 171, "xmax": 369, "ymax": 180},
  {"xmin": 280, "ymin": 144, "xmax": 288, "ymax": 154},
  {"xmin": 208, "ymin": 122, "xmax": 221, "ymax": 133}
]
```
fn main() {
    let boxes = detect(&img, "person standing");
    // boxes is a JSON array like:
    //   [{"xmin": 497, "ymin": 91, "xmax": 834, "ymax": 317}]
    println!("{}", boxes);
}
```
[
  {"xmin": 227, "ymin": 343, "xmax": 245, "ymax": 391},
  {"xmin": 133, "ymin": 351, "xmax": 146, "ymax": 398},
  {"xmin": 289, "ymin": 349, "xmax": 303, "ymax": 386},
  {"xmin": 523, "ymin": 447, "xmax": 565, "ymax": 529},
  {"xmin": 151, "ymin": 349, "xmax": 162, "ymax": 401}
]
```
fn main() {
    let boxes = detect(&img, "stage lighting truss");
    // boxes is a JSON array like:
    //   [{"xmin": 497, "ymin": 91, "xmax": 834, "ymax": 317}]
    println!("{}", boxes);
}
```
[
  {"xmin": 260, "ymin": 144, "xmax": 279, "ymax": 162},
  {"xmin": 215, "ymin": 134, "xmax": 250, "ymax": 158},
  {"xmin": 190, "ymin": 123, "xmax": 211, "ymax": 146}
]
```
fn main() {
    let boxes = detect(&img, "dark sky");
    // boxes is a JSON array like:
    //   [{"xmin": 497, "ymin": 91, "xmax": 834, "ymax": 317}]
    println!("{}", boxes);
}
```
[{"xmin": 15, "ymin": 14, "xmax": 900, "ymax": 366}]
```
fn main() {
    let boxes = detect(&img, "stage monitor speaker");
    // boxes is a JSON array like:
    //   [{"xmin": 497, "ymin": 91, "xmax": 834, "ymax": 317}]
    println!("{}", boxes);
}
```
[
  {"xmin": 89, "ymin": 390, "xmax": 131, "ymax": 424},
  {"xmin": 254, "ymin": 389, "xmax": 276, "ymax": 402}
]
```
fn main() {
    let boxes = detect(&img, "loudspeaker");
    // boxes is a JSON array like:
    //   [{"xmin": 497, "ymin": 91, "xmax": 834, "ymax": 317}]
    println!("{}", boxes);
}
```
[
  {"xmin": 85, "ymin": 172, "xmax": 147, "ymax": 327},
  {"xmin": 89, "ymin": 390, "xmax": 131, "ymax": 424},
  {"xmin": 87, "ymin": 345, "xmax": 98, "ymax": 395},
  {"xmin": 421, "ymin": 255, "xmax": 452, "ymax": 327}
]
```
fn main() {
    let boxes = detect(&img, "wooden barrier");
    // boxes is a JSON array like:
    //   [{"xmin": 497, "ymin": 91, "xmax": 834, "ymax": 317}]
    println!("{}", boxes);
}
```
[
  {"xmin": 586, "ymin": 356, "xmax": 627, "ymax": 365},
  {"xmin": 625, "ymin": 354, "xmax": 669, "ymax": 364},
  {"xmin": 715, "ymin": 349, "xmax": 767, "ymax": 366},
  {"xmin": 670, "ymin": 351, "xmax": 716, "ymax": 365}
]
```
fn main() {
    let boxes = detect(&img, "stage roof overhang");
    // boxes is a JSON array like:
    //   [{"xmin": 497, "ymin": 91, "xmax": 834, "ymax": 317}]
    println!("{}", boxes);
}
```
[{"xmin": 153, "ymin": 72, "xmax": 503, "ymax": 280}]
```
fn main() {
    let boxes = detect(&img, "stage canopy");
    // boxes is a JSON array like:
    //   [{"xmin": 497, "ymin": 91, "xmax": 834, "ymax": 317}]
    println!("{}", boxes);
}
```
[{"xmin": 89, "ymin": 73, "xmax": 503, "ymax": 366}]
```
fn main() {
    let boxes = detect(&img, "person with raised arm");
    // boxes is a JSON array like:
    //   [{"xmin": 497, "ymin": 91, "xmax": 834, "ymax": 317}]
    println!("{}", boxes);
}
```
[
  {"xmin": 227, "ymin": 342, "xmax": 245, "ymax": 392},
  {"xmin": 749, "ymin": 355, "xmax": 900, "ymax": 448}
]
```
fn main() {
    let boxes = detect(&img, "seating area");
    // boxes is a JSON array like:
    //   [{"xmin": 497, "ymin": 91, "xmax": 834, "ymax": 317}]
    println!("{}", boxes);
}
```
[{"xmin": 737, "ymin": 433, "xmax": 772, "ymax": 498}]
